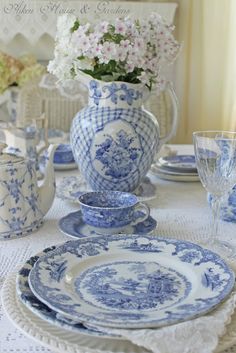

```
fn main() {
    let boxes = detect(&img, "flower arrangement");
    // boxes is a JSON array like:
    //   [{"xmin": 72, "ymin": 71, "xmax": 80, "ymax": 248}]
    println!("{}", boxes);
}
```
[
  {"xmin": 0, "ymin": 52, "xmax": 46, "ymax": 94},
  {"xmin": 48, "ymin": 13, "xmax": 180, "ymax": 90}
]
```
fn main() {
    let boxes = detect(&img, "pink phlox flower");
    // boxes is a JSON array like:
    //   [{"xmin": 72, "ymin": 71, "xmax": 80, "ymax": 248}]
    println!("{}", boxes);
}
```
[
  {"xmin": 102, "ymin": 42, "xmax": 117, "ymax": 59},
  {"xmin": 96, "ymin": 21, "xmax": 110, "ymax": 34},
  {"xmin": 115, "ymin": 19, "xmax": 127, "ymax": 35},
  {"xmin": 117, "ymin": 47, "xmax": 127, "ymax": 62}
]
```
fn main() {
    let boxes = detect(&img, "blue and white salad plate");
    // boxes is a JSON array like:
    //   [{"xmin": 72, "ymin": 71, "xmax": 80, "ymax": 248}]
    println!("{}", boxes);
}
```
[
  {"xmin": 16, "ymin": 246, "xmax": 119, "ymax": 338},
  {"xmin": 150, "ymin": 164, "xmax": 199, "ymax": 182},
  {"xmin": 58, "ymin": 210, "xmax": 157, "ymax": 239},
  {"xmin": 159, "ymin": 155, "xmax": 197, "ymax": 172},
  {"xmin": 56, "ymin": 176, "xmax": 157, "ymax": 203},
  {"xmin": 29, "ymin": 234, "xmax": 234, "ymax": 329}
]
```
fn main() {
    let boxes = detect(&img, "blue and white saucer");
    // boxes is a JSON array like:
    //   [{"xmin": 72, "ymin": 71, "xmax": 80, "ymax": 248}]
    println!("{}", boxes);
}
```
[
  {"xmin": 58, "ymin": 210, "xmax": 157, "ymax": 239},
  {"xmin": 159, "ymin": 155, "xmax": 197, "ymax": 172}
]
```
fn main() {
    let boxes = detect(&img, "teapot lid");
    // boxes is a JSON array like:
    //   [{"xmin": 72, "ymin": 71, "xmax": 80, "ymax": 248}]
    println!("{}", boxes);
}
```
[{"xmin": 0, "ymin": 143, "xmax": 24, "ymax": 165}]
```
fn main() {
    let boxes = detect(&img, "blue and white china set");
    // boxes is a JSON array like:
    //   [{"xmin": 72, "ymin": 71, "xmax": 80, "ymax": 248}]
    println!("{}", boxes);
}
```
[{"xmin": 1, "ymin": 122, "xmax": 236, "ymax": 339}]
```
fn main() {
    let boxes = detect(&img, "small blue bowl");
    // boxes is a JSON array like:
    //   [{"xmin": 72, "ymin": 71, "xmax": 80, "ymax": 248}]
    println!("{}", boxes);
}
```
[
  {"xmin": 53, "ymin": 144, "xmax": 75, "ymax": 164},
  {"xmin": 208, "ymin": 186, "xmax": 236, "ymax": 223}
]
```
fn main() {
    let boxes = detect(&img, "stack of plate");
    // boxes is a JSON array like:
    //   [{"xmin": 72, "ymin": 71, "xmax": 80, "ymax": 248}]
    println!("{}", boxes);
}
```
[
  {"xmin": 15, "ymin": 234, "xmax": 234, "ymax": 346},
  {"xmin": 151, "ymin": 155, "xmax": 199, "ymax": 182}
]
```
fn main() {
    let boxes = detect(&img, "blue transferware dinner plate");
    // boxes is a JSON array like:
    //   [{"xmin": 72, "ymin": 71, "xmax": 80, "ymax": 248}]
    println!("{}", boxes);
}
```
[
  {"xmin": 16, "ymin": 246, "xmax": 119, "ymax": 338},
  {"xmin": 159, "ymin": 155, "xmax": 197, "ymax": 172},
  {"xmin": 29, "ymin": 234, "xmax": 234, "ymax": 329},
  {"xmin": 58, "ymin": 210, "xmax": 157, "ymax": 239}
]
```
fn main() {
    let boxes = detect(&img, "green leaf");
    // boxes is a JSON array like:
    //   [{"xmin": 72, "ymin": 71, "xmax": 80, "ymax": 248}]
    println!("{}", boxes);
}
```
[
  {"xmin": 77, "ymin": 55, "xmax": 85, "ymax": 60},
  {"xmin": 71, "ymin": 20, "xmax": 80, "ymax": 32}
]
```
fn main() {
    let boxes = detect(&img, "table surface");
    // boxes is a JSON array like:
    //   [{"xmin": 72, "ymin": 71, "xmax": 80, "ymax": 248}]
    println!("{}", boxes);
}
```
[{"xmin": 1, "ymin": 144, "xmax": 236, "ymax": 353}]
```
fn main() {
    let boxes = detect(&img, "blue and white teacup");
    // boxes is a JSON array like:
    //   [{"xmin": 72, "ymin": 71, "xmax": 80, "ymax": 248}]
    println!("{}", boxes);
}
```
[{"xmin": 78, "ymin": 191, "xmax": 150, "ymax": 234}]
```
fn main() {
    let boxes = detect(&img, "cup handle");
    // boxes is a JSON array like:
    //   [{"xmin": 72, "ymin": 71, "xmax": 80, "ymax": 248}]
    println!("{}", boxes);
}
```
[{"xmin": 131, "ymin": 202, "xmax": 150, "ymax": 226}]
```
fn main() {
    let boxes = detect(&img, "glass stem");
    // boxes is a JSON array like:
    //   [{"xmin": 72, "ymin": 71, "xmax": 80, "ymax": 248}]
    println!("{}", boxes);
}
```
[{"xmin": 211, "ymin": 195, "xmax": 222, "ymax": 241}]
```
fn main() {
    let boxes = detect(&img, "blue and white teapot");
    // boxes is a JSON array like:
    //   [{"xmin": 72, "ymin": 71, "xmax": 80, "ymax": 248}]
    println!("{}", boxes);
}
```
[{"xmin": 0, "ymin": 143, "xmax": 57, "ymax": 240}]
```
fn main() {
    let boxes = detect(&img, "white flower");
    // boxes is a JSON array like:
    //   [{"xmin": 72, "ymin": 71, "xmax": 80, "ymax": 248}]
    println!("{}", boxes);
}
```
[
  {"xmin": 114, "ymin": 19, "xmax": 127, "ymax": 35},
  {"xmin": 101, "ymin": 42, "xmax": 117, "ymax": 60},
  {"xmin": 78, "ymin": 36, "xmax": 91, "ymax": 53},
  {"xmin": 95, "ymin": 21, "xmax": 110, "ymax": 34},
  {"xmin": 134, "ymin": 38, "xmax": 146, "ymax": 54},
  {"xmin": 49, "ymin": 13, "xmax": 180, "ymax": 91},
  {"xmin": 74, "ymin": 58, "xmax": 94, "ymax": 71},
  {"xmin": 57, "ymin": 14, "xmax": 76, "ymax": 37},
  {"xmin": 116, "ymin": 46, "xmax": 127, "ymax": 62},
  {"xmin": 125, "ymin": 62, "xmax": 135, "ymax": 73}
]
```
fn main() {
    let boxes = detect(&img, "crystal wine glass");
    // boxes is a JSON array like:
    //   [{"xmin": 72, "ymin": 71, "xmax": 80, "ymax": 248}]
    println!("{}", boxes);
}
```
[{"xmin": 193, "ymin": 131, "xmax": 236, "ymax": 255}]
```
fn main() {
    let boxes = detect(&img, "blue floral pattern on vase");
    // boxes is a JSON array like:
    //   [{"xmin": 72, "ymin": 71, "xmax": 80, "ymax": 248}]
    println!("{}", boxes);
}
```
[
  {"xmin": 70, "ymin": 78, "xmax": 160, "ymax": 192},
  {"xmin": 89, "ymin": 80, "xmax": 143, "ymax": 106},
  {"xmin": 95, "ymin": 130, "xmax": 141, "ymax": 179}
]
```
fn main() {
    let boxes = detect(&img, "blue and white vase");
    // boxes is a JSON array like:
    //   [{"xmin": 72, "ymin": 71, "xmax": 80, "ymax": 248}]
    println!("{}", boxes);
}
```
[{"xmin": 71, "ymin": 73, "xmax": 178, "ymax": 192}]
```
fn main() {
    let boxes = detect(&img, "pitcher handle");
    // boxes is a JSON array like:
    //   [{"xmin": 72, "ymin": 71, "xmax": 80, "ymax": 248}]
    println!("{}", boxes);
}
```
[{"xmin": 159, "ymin": 81, "xmax": 179, "ymax": 147}]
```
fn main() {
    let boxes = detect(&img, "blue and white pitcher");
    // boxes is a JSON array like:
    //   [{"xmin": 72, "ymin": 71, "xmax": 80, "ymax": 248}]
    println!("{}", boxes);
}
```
[{"xmin": 71, "ymin": 73, "xmax": 178, "ymax": 192}]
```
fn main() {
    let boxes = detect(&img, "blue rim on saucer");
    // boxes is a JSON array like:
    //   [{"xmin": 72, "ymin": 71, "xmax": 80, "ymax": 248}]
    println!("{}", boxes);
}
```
[
  {"xmin": 58, "ymin": 210, "xmax": 157, "ymax": 239},
  {"xmin": 16, "ymin": 246, "xmax": 120, "ymax": 338}
]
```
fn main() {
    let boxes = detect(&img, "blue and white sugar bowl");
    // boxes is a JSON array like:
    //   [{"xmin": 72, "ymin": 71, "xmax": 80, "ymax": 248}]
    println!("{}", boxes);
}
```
[
  {"xmin": 208, "ymin": 186, "xmax": 236, "ymax": 223},
  {"xmin": 53, "ymin": 144, "xmax": 75, "ymax": 164}
]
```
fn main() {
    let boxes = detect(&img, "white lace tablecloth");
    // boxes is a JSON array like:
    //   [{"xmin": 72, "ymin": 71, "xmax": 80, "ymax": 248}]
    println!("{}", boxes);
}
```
[{"xmin": 1, "ymin": 144, "xmax": 236, "ymax": 353}]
